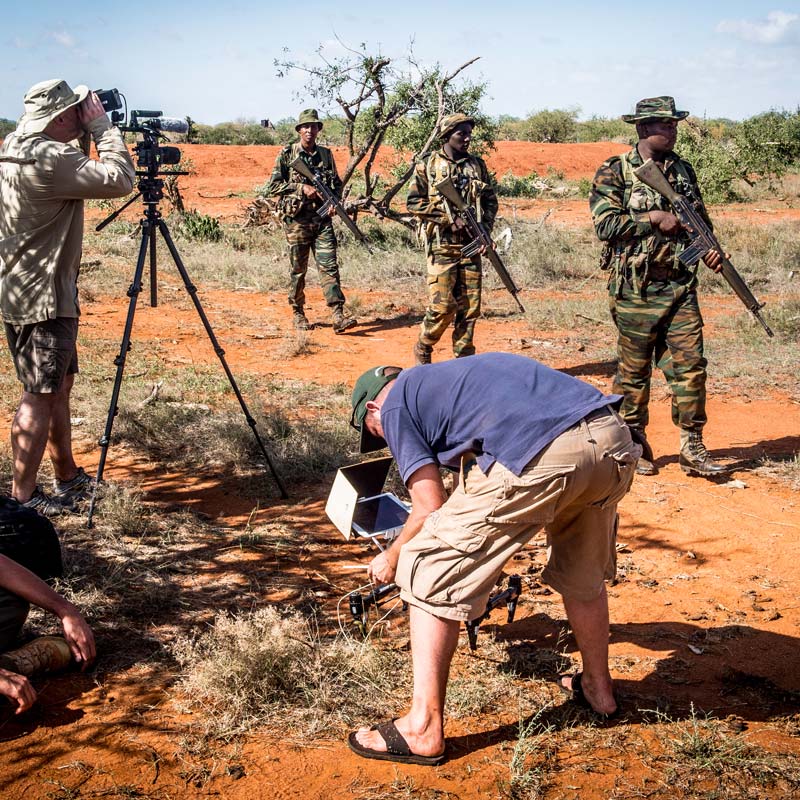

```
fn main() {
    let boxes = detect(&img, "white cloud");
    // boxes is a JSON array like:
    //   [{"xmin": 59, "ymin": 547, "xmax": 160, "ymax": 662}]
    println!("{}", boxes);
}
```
[
  {"xmin": 50, "ymin": 30, "xmax": 77, "ymax": 48},
  {"xmin": 716, "ymin": 10, "xmax": 799, "ymax": 44}
]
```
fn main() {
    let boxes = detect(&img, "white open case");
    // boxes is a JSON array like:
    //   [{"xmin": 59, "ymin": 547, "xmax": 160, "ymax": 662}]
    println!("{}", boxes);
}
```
[{"xmin": 325, "ymin": 456, "xmax": 410, "ymax": 551}]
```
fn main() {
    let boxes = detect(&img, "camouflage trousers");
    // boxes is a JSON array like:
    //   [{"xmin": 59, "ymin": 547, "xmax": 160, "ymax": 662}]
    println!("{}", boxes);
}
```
[
  {"xmin": 284, "ymin": 217, "xmax": 346, "ymax": 311},
  {"xmin": 418, "ymin": 252, "xmax": 482, "ymax": 358},
  {"xmin": 609, "ymin": 276, "xmax": 707, "ymax": 432}
]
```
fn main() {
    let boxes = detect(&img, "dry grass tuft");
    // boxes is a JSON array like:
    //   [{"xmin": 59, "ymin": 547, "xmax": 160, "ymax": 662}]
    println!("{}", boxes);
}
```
[{"xmin": 171, "ymin": 606, "xmax": 410, "ymax": 739}]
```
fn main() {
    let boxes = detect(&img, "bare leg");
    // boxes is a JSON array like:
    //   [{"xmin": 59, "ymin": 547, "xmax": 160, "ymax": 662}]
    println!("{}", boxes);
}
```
[
  {"xmin": 45, "ymin": 374, "xmax": 78, "ymax": 482},
  {"xmin": 561, "ymin": 586, "xmax": 617, "ymax": 715},
  {"xmin": 354, "ymin": 605, "xmax": 459, "ymax": 757},
  {"xmin": 11, "ymin": 391, "xmax": 57, "ymax": 503}
]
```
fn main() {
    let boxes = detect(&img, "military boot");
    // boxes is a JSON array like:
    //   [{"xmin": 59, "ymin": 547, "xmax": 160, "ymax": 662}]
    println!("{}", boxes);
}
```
[
  {"xmin": 293, "ymin": 309, "xmax": 310, "ymax": 330},
  {"xmin": 332, "ymin": 307, "xmax": 357, "ymax": 334},
  {"xmin": 413, "ymin": 342, "xmax": 432, "ymax": 365},
  {"xmin": 0, "ymin": 636, "xmax": 72, "ymax": 677},
  {"xmin": 679, "ymin": 431, "xmax": 728, "ymax": 477},
  {"xmin": 628, "ymin": 426, "xmax": 656, "ymax": 476}
]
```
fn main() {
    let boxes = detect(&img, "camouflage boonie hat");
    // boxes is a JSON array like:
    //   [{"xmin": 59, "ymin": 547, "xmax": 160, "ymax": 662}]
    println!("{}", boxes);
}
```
[
  {"xmin": 622, "ymin": 96, "xmax": 689, "ymax": 124},
  {"xmin": 17, "ymin": 78, "xmax": 89, "ymax": 136},
  {"xmin": 439, "ymin": 112, "xmax": 475, "ymax": 140},
  {"xmin": 295, "ymin": 108, "xmax": 323, "ymax": 131}
]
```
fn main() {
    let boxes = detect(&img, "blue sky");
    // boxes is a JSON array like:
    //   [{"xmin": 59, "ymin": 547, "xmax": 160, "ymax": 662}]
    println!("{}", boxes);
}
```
[{"xmin": 3, "ymin": 2, "xmax": 799, "ymax": 124}]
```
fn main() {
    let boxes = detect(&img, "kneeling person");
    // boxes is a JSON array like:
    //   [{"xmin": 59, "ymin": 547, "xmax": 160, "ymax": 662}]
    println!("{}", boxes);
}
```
[{"xmin": 347, "ymin": 353, "xmax": 641, "ymax": 764}]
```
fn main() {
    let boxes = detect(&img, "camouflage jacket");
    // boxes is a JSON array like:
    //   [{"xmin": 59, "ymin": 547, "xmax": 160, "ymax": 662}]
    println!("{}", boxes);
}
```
[
  {"xmin": 589, "ymin": 146, "xmax": 712, "ymax": 288},
  {"xmin": 266, "ymin": 141, "xmax": 342, "ymax": 221},
  {"xmin": 407, "ymin": 149, "xmax": 498, "ymax": 252}
]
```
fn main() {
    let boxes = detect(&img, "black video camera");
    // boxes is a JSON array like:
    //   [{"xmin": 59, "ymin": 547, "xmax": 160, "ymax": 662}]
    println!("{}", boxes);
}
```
[{"xmin": 95, "ymin": 89, "xmax": 186, "ymax": 173}]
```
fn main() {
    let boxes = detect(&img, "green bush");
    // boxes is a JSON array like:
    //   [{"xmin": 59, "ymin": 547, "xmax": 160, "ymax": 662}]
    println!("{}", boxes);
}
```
[
  {"xmin": 523, "ymin": 108, "xmax": 578, "ymax": 143},
  {"xmin": 195, "ymin": 120, "xmax": 276, "ymax": 145},
  {"xmin": 180, "ymin": 210, "xmax": 223, "ymax": 242},
  {"xmin": 677, "ymin": 119, "xmax": 742, "ymax": 203},
  {"xmin": 576, "ymin": 116, "xmax": 632, "ymax": 143},
  {"xmin": 0, "ymin": 118, "xmax": 15, "ymax": 139},
  {"xmin": 495, "ymin": 171, "xmax": 547, "ymax": 197}
]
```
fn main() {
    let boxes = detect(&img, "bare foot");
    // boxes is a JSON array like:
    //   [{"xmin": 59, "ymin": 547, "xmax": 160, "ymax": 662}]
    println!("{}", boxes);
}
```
[{"xmin": 353, "ymin": 713, "xmax": 444, "ymax": 757}]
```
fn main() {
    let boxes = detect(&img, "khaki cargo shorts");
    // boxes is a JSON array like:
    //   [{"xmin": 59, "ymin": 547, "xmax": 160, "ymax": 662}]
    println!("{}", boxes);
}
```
[
  {"xmin": 395, "ymin": 408, "xmax": 641, "ymax": 621},
  {"xmin": 4, "ymin": 317, "xmax": 79, "ymax": 393}
]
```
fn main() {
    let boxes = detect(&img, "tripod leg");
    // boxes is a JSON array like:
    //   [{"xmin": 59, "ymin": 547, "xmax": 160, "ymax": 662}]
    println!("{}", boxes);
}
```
[
  {"xmin": 149, "ymin": 222, "xmax": 158, "ymax": 307},
  {"xmin": 86, "ymin": 220, "xmax": 152, "ymax": 527},
  {"xmin": 156, "ymin": 219, "xmax": 289, "ymax": 499}
]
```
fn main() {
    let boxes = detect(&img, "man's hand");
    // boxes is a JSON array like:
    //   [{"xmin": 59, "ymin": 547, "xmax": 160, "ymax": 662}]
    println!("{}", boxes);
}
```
[
  {"xmin": 368, "ymin": 549, "xmax": 398, "ymax": 584},
  {"xmin": 648, "ymin": 210, "xmax": 682, "ymax": 236},
  {"xmin": 77, "ymin": 91, "xmax": 106, "ymax": 127},
  {"xmin": 60, "ymin": 611, "xmax": 96, "ymax": 670},
  {"xmin": 703, "ymin": 248, "xmax": 725, "ymax": 273},
  {"xmin": 0, "ymin": 668, "xmax": 36, "ymax": 714},
  {"xmin": 301, "ymin": 184, "xmax": 319, "ymax": 199}
]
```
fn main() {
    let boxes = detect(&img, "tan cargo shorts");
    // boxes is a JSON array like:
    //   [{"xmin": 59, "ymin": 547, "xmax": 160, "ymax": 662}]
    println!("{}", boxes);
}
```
[
  {"xmin": 4, "ymin": 317, "xmax": 79, "ymax": 393},
  {"xmin": 395, "ymin": 408, "xmax": 641, "ymax": 621}
]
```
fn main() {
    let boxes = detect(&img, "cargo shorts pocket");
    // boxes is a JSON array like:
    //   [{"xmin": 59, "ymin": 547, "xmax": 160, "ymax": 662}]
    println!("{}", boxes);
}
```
[
  {"xmin": 486, "ymin": 465, "xmax": 575, "ymax": 525},
  {"xmin": 395, "ymin": 514, "xmax": 483, "ymax": 606},
  {"xmin": 590, "ymin": 452, "xmax": 638, "ymax": 509}
]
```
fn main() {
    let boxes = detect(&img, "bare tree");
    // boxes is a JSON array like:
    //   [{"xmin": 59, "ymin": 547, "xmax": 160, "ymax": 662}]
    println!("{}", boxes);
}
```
[{"xmin": 273, "ymin": 42, "xmax": 489, "ymax": 227}]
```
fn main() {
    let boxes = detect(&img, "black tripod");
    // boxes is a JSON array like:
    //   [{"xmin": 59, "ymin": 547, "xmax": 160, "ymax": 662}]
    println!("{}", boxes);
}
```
[{"xmin": 86, "ymin": 161, "xmax": 288, "ymax": 527}]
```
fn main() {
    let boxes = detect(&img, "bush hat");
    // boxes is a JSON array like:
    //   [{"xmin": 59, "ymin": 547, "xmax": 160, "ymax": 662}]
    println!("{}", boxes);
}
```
[
  {"xmin": 17, "ymin": 79, "xmax": 89, "ymax": 136},
  {"xmin": 439, "ymin": 112, "xmax": 475, "ymax": 140},
  {"xmin": 350, "ymin": 365, "xmax": 402, "ymax": 453},
  {"xmin": 622, "ymin": 96, "xmax": 689, "ymax": 124},
  {"xmin": 295, "ymin": 108, "xmax": 323, "ymax": 131}
]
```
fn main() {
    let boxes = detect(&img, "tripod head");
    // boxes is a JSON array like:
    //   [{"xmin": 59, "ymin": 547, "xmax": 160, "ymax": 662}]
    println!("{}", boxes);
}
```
[{"xmin": 96, "ymin": 111, "xmax": 189, "ymax": 230}]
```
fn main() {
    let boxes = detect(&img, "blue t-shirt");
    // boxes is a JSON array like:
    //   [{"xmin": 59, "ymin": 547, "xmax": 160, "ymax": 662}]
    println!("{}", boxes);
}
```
[{"xmin": 381, "ymin": 352, "xmax": 620, "ymax": 483}]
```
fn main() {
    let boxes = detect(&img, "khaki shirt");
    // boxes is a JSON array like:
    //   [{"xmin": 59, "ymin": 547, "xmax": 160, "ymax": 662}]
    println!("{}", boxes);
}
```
[{"xmin": 0, "ymin": 116, "xmax": 135, "ymax": 325}]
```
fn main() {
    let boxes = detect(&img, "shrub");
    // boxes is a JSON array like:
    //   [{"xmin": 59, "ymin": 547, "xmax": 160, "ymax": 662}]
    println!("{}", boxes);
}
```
[
  {"xmin": 523, "ymin": 108, "xmax": 578, "ymax": 143},
  {"xmin": 180, "ymin": 210, "xmax": 223, "ymax": 242},
  {"xmin": 677, "ymin": 119, "xmax": 742, "ymax": 203},
  {"xmin": 576, "ymin": 116, "xmax": 632, "ymax": 143}
]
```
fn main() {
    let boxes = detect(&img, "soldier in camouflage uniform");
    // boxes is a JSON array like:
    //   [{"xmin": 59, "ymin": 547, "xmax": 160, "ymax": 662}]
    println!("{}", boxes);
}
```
[
  {"xmin": 406, "ymin": 113, "xmax": 498, "ymax": 364},
  {"xmin": 266, "ymin": 109, "xmax": 356, "ymax": 333},
  {"xmin": 590, "ymin": 96, "xmax": 726, "ymax": 477}
]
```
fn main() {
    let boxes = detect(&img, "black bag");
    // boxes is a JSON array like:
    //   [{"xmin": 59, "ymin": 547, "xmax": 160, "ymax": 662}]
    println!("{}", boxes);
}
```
[{"xmin": 0, "ymin": 496, "xmax": 62, "ymax": 582}]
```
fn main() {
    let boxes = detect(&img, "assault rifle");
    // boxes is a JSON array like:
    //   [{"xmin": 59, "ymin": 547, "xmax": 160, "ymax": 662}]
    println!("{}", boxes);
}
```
[
  {"xmin": 435, "ymin": 177, "xmax": 525, "ymax": 313},
  {"xmin": 634, "ymin": 158, "xmax": 774, "ymax": 337},
  {"xmin": 290, "ymin": 156, "xmax": 373, "ymax": 254}
]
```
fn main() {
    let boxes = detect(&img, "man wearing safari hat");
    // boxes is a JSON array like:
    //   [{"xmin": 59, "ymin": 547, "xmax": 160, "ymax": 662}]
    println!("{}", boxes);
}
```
[
  {"xmin": 589, "ymin": 96, "xmax": 726, "ymax": 478},
  {"xmin": 345, "ymin": 353, "xmax": 640, "ymax": 764},
  {"xmin": 266, "ymin": 109, "xmax": 357, "ymax": 334},
  {"xmin": 0, "ymin": 79, "xmax": 135, "ymax": 515},
  {"xmin": 406, "ymin": 112, "xmax": 498, "ymax": 364}
]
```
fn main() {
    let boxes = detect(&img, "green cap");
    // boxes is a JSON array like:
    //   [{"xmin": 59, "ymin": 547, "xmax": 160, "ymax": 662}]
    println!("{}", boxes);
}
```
[
  {"xmin": 17, "ymin": 79, "xmax": 89, "ymax": 136},
  {"xmin": 295, "ymin": 108, "xmax": 323, "ymax": 131},
  {"xmin": 439, "ymin": 112, "xmax": 475, "ymax": 140},
  {"xmin": 350, "ymin": 366, "xmax": 402, "ymax": 453},
  {"xmin": 622, "ymin": 96, "xmax": 689, "ymax": 124}
]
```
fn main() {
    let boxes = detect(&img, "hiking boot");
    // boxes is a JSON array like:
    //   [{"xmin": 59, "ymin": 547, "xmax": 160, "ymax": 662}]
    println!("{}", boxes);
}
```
[
  {"xmin": 0, "ymin": 636, "xmax": 72, "ymax": 677},
  {"xmin": 293, "ymin": 310, "xmax": 310, "ymax": 330},
  {"xmin": 628, "ymin": 426, "xmax": 656, "ymax": 476},
  {"xmin": 23, "ymin": 487, "xmax": 74, "ymax": 517},
  {"xmin": 679, "ymin": 431, "xmax": 728, "ymax": 477},
  {"xmin": 332, "ymin": 307, "xmax": 357, "ymax": 334},
  {"xmin": 413, "ymin": 342, "xmax": 432, "ymax": 365},
  {"xmin": 53, "ymin": 467, "xmax": 93, "ymax": 503}
]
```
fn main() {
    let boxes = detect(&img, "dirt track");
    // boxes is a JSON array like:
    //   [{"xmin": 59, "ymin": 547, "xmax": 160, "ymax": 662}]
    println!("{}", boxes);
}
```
[{"xmin": 1, "ymin": 142, "xmax": 799, "ymax": 799}]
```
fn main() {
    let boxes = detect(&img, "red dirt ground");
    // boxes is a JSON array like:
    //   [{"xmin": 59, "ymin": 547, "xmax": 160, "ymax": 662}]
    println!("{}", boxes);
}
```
[{"xmin": 1, "ymin": 142, "xmax": 799, "ymax": 799}]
